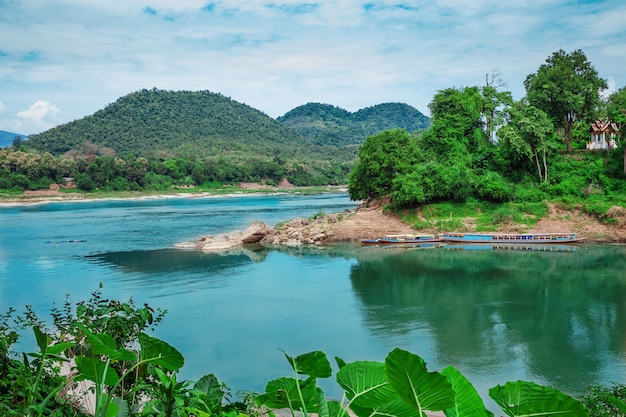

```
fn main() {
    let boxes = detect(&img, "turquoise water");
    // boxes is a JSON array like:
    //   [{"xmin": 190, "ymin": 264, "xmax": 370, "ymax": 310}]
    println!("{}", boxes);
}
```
[{"xmin": 2, "ymin": 193, "xmax": 626, "ymax": 410}]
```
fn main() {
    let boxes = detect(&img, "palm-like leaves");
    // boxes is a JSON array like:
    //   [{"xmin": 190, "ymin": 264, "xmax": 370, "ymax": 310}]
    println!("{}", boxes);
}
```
[{"xmin": 489, "ymin": 381, "xmax": 589, "ymax": 417}]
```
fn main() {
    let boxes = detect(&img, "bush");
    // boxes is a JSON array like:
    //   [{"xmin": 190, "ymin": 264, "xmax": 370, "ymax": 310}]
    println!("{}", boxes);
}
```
[
  {"xmin": 579, "ymin": 383, "xmax": 626, "ymax": 417},
  {"xmin": 474, "ymin": 170, "xmax": 513, "ymax": 201}
]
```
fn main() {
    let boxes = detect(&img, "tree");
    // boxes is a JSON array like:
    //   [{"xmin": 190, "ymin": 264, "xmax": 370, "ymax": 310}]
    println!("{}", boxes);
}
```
[
  {"xmin": 348, "ymin": 129, "xmax": 420, "ymax": 201},
  {"xmin": 426, "ymin": 87, "xmax": 484, "ymax": 156},
  {"xmin": 497, "ymin": 102, "xmax": 556, "ymax": 182},
  {"xmin": 524, "ymin": 49, "xmax": 607, "ymax": 152},
  {"xmin": 607, "ymin": 86, "xmax": 626, "ymax": 174},
  {"xmin": 481, "ymin": 72, "xmax": 513, "ymax": 143}
]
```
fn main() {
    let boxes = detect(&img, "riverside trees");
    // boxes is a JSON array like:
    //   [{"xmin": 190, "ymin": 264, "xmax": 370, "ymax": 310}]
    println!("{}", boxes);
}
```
[
  {"xmin": 524, "ymin": 49, "xmax": 608, "ymax": 153},
  {"xmin": 348, "ymin": 49, "xmax": 625, "ymax": 208}
]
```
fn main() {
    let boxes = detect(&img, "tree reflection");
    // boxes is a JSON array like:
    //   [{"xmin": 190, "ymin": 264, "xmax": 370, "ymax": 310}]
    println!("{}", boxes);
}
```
[{"xmin": 349, "ymin": 245, "xmax": 626, "ymax": 393}]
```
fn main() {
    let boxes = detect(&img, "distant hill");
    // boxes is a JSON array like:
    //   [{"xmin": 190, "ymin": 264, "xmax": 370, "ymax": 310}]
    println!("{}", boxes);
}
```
[
  {"xmin": 26, "ymin": 89, "xmax": 429, "ymax": 163},
  {"xmin": 277, "ymin": 102, "xmax": 430, "ymax": 146},
  {"xmin": 0, "ymin": 131, "xmax": 27, "ymax": 148},
  {"xmin": 26, "ymin": 89, "xmax": 309, "ymax": 158}
]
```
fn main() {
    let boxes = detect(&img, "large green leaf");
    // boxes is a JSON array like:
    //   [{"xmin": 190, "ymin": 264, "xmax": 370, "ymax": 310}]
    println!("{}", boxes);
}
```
[
  {"xmin": 29, "ymin": 327, "xmax": 74, "ymax": 359},
  {"xmin": 350, "ymin": 398, "xmax": 422, "ymax": 417},
  {"xmin": 194, "ymin": 374, "xmax": 224, "ymax": 407},
  {"xmin": 256, "ymin": 376, "xmax": 323, "ymax": 412},
  {"xmin": 489, "ymin": 381, "xmax": 589, "ymax": 417},
  {"xmin": 336, "ymin": 360, "xmax": 396, "ymax": 408},
  {"xmin": 441, "ymin": 366, "xmax": 493, "ymax": 417},
  {"xmin": 74, "ymin": 355, "xmax": 120, "ymax": 386},
  {"xmin": 609, "ymin": 396, "xmax": 626, "ymax": 413},
  {"xmin": 74, "ymin": 322, "xmax": 135, "ymax": 361},
  {"xmin": 33, "ymin": 326, "xmax": 49, "ymax": 353},
  {"xmin": 47, "ymin": 341, "xmax": 75, "ymax": 356},
  {"xmin": 326, "ymin": 400, "xmax": 347, "ymax": 417},
  {"xmin": 283, "ymin": 350, "xmax": 332, "ymax": 378},
  {"xmin": 138, "ymin": 333, "xmax": 184, "ymax": 371},
  {"xmin": 385, "ymin": 348, "xmax": 455, "ymax": 413}
]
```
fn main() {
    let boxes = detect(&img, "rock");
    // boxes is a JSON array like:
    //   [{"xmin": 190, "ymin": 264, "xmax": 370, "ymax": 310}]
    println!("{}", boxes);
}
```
[
  {"xmin": 196, "ymin": 221, "xmax": 271, "ymax": 251},
  {"xmin": 180, "ymin": 213, "xmax": 344, "ymax": 251}
]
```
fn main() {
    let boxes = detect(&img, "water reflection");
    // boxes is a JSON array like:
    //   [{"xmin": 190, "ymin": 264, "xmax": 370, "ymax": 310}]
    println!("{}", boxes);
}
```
[
  {"xmin": 87, "ymin": 246, "xmax": 270, "ymax": 274},
  {"xmin": 349, "ymin": 245, "xmax": 626, "ymax": 394}
]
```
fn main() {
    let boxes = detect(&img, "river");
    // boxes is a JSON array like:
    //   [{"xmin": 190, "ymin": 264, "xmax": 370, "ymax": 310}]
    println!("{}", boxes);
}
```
[{"xmin": 1, "ymin": 192, "xmax": 625, "ymax": 411}]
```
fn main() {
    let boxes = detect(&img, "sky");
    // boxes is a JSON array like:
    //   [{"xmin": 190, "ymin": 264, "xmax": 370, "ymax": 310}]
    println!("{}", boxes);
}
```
[{"xmin": 0, "ymin": 0, "xmax": 625, "ymax": 135}]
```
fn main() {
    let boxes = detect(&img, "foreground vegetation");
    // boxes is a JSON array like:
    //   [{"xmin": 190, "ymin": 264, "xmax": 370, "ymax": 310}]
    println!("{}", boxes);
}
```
[{"xmin": 2, "ymin": 290, "xmax": 625, "ymax": 417}]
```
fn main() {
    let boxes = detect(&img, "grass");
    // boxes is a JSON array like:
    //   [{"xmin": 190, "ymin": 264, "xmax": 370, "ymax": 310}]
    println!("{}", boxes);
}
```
[{"xmin": 397, "ymin": 199, "xmax": 551, "ymax": 232}]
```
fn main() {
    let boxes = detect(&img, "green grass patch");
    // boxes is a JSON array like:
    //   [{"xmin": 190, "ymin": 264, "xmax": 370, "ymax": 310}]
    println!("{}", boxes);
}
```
[{"xmin": 400, "ymin": 200, "xmax": 551, "ymax": 232}]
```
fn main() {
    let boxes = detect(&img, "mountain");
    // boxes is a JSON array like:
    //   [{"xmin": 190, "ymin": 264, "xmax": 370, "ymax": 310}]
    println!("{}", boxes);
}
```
[
  {"xmin": 25, "ymin": 89, "xmax": 429, "ymax": 162},
  {"xmin": 26, "ymin": 88, "xmax": 307, "ymax": 158},
  {"xmin": 0, "ymin": 131, "xmax": 27, "ymax": 148},
  {"xmin": 277, "ymin": 102, "xmax": 430, "ymax": 146}
]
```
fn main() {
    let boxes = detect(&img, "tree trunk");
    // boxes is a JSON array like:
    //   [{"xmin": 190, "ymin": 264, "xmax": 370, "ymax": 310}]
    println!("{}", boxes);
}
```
[
  {"xmin": 534, "ymin": 152, "xmax": 543, "ymax": 182},
  {"xmin": 543, "ymin": 149, "xmax": 548, "ymax": 182},
  {"xmin": 564, "ymin": 114, "xmax": 573, "ymax": 153}
]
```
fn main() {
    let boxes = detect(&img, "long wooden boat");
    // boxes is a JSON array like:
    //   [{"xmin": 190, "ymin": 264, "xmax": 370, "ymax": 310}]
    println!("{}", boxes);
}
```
[
  {"xmin": 441, "ymin": 232, "xmax": 583, "ymax": 244},
  {"xmin": 361, "ymin": 234, "xmax": 443, "ymax": 246}
]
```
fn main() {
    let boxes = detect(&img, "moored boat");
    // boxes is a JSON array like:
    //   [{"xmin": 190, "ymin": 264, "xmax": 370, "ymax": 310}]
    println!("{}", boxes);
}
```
[
  {"xmin": 441, "ymin": 232, "xmax": 583, "ymax": 244},
  {"xmin": 375, "ymin": 234, "xmax": 442, "ymax": 245}
]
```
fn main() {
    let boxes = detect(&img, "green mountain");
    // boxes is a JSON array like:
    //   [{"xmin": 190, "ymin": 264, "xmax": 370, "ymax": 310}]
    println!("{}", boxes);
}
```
[
  {"xmin": 26, "ymin": 88, "xmax": 308, "ymax": 158},
  {"xmin": 277, "ymin": 102, "xmax": 430, "ymax": 146},
  {"xmin": 26, "ymin": 90, "xmax": 429, "ymax": 162}
]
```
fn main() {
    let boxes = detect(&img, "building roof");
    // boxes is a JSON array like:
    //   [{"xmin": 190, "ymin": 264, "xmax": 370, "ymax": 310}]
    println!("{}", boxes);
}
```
[{"xmin": 590, "ymin": 120, "xmax": 618, "ymax": 134}]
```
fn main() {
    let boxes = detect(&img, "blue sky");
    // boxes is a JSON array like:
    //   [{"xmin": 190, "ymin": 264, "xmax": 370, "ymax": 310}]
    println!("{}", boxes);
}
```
[{"xmin": 0, "ymin": 0, "xmax": 624, "ymax": 135}]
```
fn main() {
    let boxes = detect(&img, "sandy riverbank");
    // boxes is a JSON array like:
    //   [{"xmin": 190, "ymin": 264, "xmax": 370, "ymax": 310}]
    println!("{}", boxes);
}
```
[{"xmin": 2, "ymin": 187, "xmax": 625, "ymax": 243}]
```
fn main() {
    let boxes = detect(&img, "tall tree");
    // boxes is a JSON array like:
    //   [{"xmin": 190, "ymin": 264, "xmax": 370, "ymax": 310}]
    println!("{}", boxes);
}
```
[
  {"xmin": 425, "ymin": 86, "xmax": 484, "ymax": 157},
  {"xmin": 497, "ymin": 101, "xmax": 556, "ymax": 182},
  {"xmin": 524, "ymin": 49, "xmax": 607, "ymax": 152},
  {"xmin": 481, "ymin": 72, "xmax": 513, "ymax": 143},
  {"xmin": 607, "ymin": 86, "xmax": 626, "ymax": 174}
]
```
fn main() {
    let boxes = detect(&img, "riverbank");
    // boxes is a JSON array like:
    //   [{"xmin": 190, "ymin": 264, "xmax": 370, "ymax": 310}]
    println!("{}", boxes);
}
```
[
  {"xmin": 0, "ymin": 184, "xmax": 347, "ymax": 206},
  {"xmin": 2, "ymin": 185, "xmax": 625, "ymax": 243}
]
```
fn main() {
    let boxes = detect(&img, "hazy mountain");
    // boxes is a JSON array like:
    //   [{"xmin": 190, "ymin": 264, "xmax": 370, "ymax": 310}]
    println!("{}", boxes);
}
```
[{"xmin": 0, "ymin": 131, "xmax": 27, "ymax": 148}]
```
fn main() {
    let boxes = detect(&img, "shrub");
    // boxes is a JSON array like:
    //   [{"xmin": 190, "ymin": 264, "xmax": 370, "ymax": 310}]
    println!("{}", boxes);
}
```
[{"xmin": 579, "ymin": 383, "xmax": 626, "ymax": 417}]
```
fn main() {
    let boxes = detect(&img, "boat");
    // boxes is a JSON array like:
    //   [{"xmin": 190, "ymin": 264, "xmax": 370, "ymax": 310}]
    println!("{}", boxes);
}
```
[
  {"xmin": 441, "ymin": 232, "xmax": 583, "ymax": 244},
  {"xmin": 360, "ymin": 238, "xmax": 382, "ymax": 246},
  {"xmin": 361, "ymin": 234, "xmax": 443, "ymax": 246}
]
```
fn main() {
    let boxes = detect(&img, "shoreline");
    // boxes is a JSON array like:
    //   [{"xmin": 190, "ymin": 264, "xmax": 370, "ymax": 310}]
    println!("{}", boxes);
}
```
[
  {"xmin": 3, "ymin": 188, "xmax": 625, "ymax": 244},
  {"xmin": 0, "ymin": 186, "xmax": 349, "ymax": 207}
]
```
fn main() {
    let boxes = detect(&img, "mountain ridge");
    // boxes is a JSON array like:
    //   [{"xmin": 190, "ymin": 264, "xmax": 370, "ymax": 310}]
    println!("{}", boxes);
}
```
[{"xmin": 25, "ymin": 89, "xmax": 429, "ymax": 159}]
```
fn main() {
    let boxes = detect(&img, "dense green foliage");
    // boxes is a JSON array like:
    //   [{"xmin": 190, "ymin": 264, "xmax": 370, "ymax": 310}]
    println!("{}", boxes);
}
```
[
  {"xmin": 348, "ymin": 49, "xmax": 626, "ymax": 215},
  {"xmin": 0, "ymin": 146, "xmax": 353, "ymax": 191},
  {"xmin": 277, "ymin": 102, "xmax": 430, "ymax": 146},
  {"xmin": 6, "ymin": 290, "xmax": 620, "ymax": 417},
  {"xmin": 580, "ymin": 384, "xmax": 626, "ymax": 417},
  {"xmin": 1, "ymin": 90, "xmax": 433, "ymax": 190},
  {"xmin": 524, "ymin": 49, "xmax": 607, "ymax": 152},
  {"xmin": 26, "ymin": 89, "xmax": 306, "ymax": 157}
]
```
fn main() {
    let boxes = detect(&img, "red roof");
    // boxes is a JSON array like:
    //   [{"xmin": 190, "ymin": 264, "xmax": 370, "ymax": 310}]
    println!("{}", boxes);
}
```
[{"xmin": 590, "ymin": 120, "xmax": 618, "ymax": 134}]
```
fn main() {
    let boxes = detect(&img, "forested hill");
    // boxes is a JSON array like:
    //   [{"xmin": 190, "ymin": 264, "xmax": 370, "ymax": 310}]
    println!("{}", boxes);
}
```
[
  {"xmin": 26, "ymin": 89, "xmax": 306, "ymax": 157},
  {"xmin": 277, "ymin": 102, "xmax": 430, "ymax": 146}
]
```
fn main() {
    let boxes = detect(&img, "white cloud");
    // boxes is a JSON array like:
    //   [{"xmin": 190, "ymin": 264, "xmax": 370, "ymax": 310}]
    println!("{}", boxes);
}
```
[
  {"xmin": 0, "ymin": 0, "xmax": 624, "ymax": 133},
  {"xmin": 14, "ymin": 101, "xmax": 61, "ymax": 134}
]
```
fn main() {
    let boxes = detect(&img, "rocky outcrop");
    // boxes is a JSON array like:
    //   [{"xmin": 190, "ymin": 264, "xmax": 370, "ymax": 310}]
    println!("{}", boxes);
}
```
[
  {"xmin": 181, "ymin": 221, "xmax": 271, "ymax": 251},
  {"xmin": 177, "ymin": 214, "xmax": 345, "ymax": 251},
  {"xmin": 261, "ymin": 215, "xmax": 339, "ymax": 246}
]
